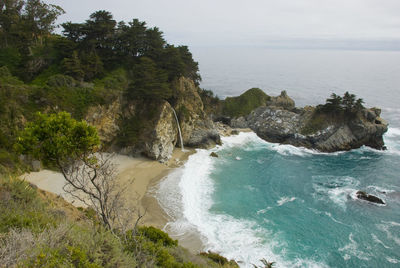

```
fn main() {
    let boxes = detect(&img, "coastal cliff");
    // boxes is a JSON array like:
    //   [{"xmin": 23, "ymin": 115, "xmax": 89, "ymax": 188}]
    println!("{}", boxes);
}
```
[
  {"xmin": 228, "ymin": 90, "xmax": 388, "ymax": 152},
  {"xmin": 86, "ymin": 77, "xmax": 221, "ymax": 162}
]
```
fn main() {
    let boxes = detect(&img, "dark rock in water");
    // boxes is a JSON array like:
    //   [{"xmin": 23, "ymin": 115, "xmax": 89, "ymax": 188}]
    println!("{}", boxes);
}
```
[
  {"xmin": 210, "ymin": 152, "xmax": 219, "ymax": 158},
  {"xmin": 356, "ymin": 191, "xmax": 385, "ymax": 204}
]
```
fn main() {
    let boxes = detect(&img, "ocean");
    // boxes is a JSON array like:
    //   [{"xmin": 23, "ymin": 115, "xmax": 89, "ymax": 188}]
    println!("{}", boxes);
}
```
[{"xmin": 156, "ymin": 48, "xmax": 400, "ymax": 267}]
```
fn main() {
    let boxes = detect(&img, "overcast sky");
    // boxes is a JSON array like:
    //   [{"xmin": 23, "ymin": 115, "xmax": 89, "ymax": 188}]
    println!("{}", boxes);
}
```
[{"xmin": 45, "ymin": 0, "xmax": 400, "ymax": 49}]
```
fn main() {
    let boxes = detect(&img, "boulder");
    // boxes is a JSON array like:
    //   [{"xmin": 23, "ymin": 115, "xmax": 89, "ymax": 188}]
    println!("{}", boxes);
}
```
[
  {"xmin": 210, "ymin": 152, "xmax": 219, "ymax": 158},
  {"xmin": 356, "ymin": 191, "xmax": 385, "ymax": 204}
]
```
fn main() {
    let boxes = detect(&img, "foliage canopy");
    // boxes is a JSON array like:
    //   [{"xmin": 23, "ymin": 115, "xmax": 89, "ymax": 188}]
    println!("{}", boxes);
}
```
[{"xmin": 15, "ymin": 111, "xmax": 100, "ymax": 166}]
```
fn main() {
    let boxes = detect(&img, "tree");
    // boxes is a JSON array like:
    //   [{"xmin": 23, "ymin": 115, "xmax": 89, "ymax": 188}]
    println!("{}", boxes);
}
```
[
  {"xmin": 354, "ymin": 98, "xmax": 364, "ymax": 112},
  {"xmin": 0, "ymin": 0, "xmax": 24, "ymax": 47},
  {"xmin": 115, "ymin": 19, "xmax": 147, "ymax": 59},
  {"xmin": 23, "ymin": 0, "xmax": 64, "ymax": 45},
  {"xmin": 15, "ymin": 112, "xmax": 125, "ymax": 230},
  {"xmin": 342, "ymin": 91, "xmax": 356, "ymax": 113},
  {"xmin": 126, "ymin": 56, "xmax": 171, "ymax": 100}
]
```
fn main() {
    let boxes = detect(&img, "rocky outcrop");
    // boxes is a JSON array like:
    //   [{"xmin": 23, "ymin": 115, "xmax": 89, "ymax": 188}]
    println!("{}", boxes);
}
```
[
  {"xmin": 85, "ymin": 77, "xmax": 220, "ymax": 162},
  {"xmin": 142, "ymin": 102, "xmax": 178, "ymax": 161},
  {"xmin": 266, "ymin": 90, "xmax": 295, "ymax": 110},
  {"xmin": 174, "ymin": 77, "xmax": 221, "ymax": 148},
  {"xmin": 229, "ymin": 93, "xmax": 388, "ymax": 152},
  {"xmin": 356, "ymin": 191, "xmax": 385, "ymax": 204},
  {"xmin": 86, "ymin": 100, "xmax": 120, "ymax": 144},
  {"xmin": 210, "ymin": 152, "xmax": 219, "ymax": 158}
]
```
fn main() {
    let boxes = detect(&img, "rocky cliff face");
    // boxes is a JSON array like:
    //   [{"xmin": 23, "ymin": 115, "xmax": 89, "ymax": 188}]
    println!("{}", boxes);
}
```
[
  {"xmin": 86, "ymin": 100, "xmax": 121, "ymax": 143},
  {"xmin": 85, "ymin": 77, "xmax": 220, "ymax": 162},
  {"xmin": 266, "ymin": 90, "xmax": 295, "ymax": 110},
  {"xmin": 173, "ymin": 77, "xmax": 221, "ymax": 148},
  {"xmin": 230, "ymin": 93, "xmax": 388, "ymax": 152},
  {"xmin": 141, "ymin": 101, "xmax": 178, "ymax": 161}
]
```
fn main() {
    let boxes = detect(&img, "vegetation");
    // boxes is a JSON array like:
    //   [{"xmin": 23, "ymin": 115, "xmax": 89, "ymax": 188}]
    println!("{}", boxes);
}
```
[
  {"xmin": 317, "ymin": 91, "xmax": 364, "ymax": 115},
  {"xmin": 301, "ymin": 92, "xmax": 365, "ymax": 135},
  {"xmin": 0, "ymin": 175, "xmax": 239, "ymax": 267},
  {"xmin": 0, "ymin": 0, "xmax": 201, "ymax": 174},
  {"xmin": 198, "ymin": 88, "xmax": 222, "ymax": 115},
  {"xmin": 222, "ymin": 88, "xmax": 270, "ymax": 117},
  {"xmin": 15, "ymin": 111, "xmax": 128, "ymax": 231}
]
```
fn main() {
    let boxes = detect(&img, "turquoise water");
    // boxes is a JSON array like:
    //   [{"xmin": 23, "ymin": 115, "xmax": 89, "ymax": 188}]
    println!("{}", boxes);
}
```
[
  {"xmin": 157, "ymin": 48, "xmax": 400, "ymax": 267},
  {"xmin": 158, "ymin": 131, "xmax": 400, "ymax": 267},
  {"xmin": 210, "ymin": 133, "xmax": 400, "ymax": 267}
]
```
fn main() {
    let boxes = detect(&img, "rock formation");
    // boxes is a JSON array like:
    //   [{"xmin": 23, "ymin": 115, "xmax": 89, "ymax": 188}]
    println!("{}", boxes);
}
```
[
  {"xmin": 173, "ymin": 77, "xmax": 221, "ymax": 148},
  {"xmin": 85, "ymin": 77, "xmax": 220, "ymax": 162},
  {"xmin": 356, "ymin": 191, "xmax": 385, "ymax": 204},
  {"xmin": 86, "ymin": 100, "xmax": 121, "ymax": 143},
  {"xmin": 230, "ymin": 91, "xmax": 388, "ymax": 152}
]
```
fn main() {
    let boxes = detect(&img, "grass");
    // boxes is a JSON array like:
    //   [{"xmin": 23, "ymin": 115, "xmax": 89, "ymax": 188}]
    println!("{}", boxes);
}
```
[
  {"xmin": 0, "ymin": 174, "xmax": 239, "ymax": 267},
  {"xmin": 222, "ymin": 88, "xmax": 270, "ymax": 117}
]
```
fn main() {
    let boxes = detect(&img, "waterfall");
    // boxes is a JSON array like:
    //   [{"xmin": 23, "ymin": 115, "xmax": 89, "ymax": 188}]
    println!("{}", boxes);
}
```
[{"xmin": 171, "ymin": 107, "xmax": 185, "ymax": 151}]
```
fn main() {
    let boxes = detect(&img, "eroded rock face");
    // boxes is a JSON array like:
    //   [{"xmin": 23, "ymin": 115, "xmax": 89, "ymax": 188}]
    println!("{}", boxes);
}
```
[
  {"xmin": 174, "ymin": 77, "xmax": 221, "ymax": 148},
  {"xmin": 267, "ymin": 90, "xmax": 295, "ymax": 110},
  {"xmin": 86, "ymin": 100, "xmax": 120, "ymax": 144},
  {"xmin": 142, "ymin": 101, "xmax": 178, "ymax": 162},
  {"xmin": 232, "ymin": 105, "xmax": 388, "ymax": 152},
  {"xmin": 85, "ymin": 77, "xmax": 220, "ymax": 162}
]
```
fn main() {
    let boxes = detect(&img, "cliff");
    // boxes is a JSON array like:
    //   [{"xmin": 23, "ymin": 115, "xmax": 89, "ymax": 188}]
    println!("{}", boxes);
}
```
[
  {"xmin": 230, "ymin": 91, "xmax": 388, "ymax": 152},
  {"xmin": 86, "ymin": 77, "xmax": 221, "ymax": 162}
]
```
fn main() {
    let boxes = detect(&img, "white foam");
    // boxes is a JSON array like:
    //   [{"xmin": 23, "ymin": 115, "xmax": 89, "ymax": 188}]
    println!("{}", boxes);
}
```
[
  {"xmin": 371, "ymin": 234, "xmax": 391, "ymax": 249},
  {"xmin": 156, "ymin": 134, "xmax": 328, "ymax": 267},
  {"xmin": 277, "ymin": 196, "xmax": 296, "ymax": 206},
  {"xmin": 312, "ymin": 176, "xmax": 359, "ymax": 209},
  {"xmin": 222, "ymin": 131, "xmax": 343, "ymax": 157},
  {"xmin": 367, "ymin": 185, "xmax": 396, "ymax": 194},
  {"xmin": 256, "ymin": 207, "xmax": 272, "ymax": 215},
  {"xmin": 172, "ymin": 149, "xmax": 288, "ymax": 266},
  {"xmin": 338, "ymin": 233, "xmax": 371, "ymax": 261},
  {"xmin": 386, "ymin": 257, "xmax": 400, "ymax": 264},
  {"xmin": 376, "ymin": 221, "xmax": 400, "ymax": 246},
  {"xmin": 324, "ymin": 212, "xmax": 345, "ymax": 225},
  {"xmin": 385, "ymin": 127, "xmax": 400, "ymax": 138},
  {"xmin": 220, "ymin": 131, "xmax": 265, "ymax": 148}
]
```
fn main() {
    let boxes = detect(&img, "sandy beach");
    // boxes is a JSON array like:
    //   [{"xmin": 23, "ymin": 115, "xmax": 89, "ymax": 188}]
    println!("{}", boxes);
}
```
[{"xmin": 21, "ymin": 148, "xmax": 203, "ymax": 251}]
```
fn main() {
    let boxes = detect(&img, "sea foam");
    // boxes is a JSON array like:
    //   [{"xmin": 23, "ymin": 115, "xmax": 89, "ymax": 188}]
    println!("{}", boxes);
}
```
[{"xmin": 156, "ymin": 132, "xmax": 328, "ymax": 267}]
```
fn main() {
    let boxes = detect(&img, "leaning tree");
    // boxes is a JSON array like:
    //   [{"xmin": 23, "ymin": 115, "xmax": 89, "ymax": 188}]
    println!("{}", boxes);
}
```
[{"xmin": 15, "ymin": 111, "xmax": 126, "ymax": 229}]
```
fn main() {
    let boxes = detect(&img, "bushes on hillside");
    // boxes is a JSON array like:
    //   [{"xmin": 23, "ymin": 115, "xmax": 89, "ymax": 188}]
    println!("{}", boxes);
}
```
[{"xmin": 222, "ymin": 88, "xmax": 270, "ymax": 117}]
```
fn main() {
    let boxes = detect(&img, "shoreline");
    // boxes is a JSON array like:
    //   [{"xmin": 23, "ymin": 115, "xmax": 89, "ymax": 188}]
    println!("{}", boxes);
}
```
[{"xmin": 21, "ymin": 148, "xmax": 205, "ymax": 252}]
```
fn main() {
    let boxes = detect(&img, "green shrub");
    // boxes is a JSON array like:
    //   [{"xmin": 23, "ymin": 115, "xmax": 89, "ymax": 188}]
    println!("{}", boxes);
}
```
[
  {"xmin": 300, "ymin": 112, "xmax": 330, "ymax": 135},
  {"xmin": 138, "ymin": 226, "xmax": 178, "ymax": 247},
  {"xmin": 222, "ymin": 88, "xmax": 270, "ymax": 117},
  {"xmin": 0, "ymin": 48, "xmax": 22, "ymax": 74},
  {"xmin": 46, "ymin": 74, "xmax": 76, "ymax": 88},
  {"xmin": 200, "ymin": 251, "xmax": 229, "ymax": 265},
  {"xmin": 0, "ymin": 177, "xmax": 58, "ymax": 233}
]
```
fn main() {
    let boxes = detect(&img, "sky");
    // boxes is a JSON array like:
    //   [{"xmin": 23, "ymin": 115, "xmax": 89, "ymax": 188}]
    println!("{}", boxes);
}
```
[{"xmin": 45, "ymin": 0, "xmax": 400, "ymax": 50}]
